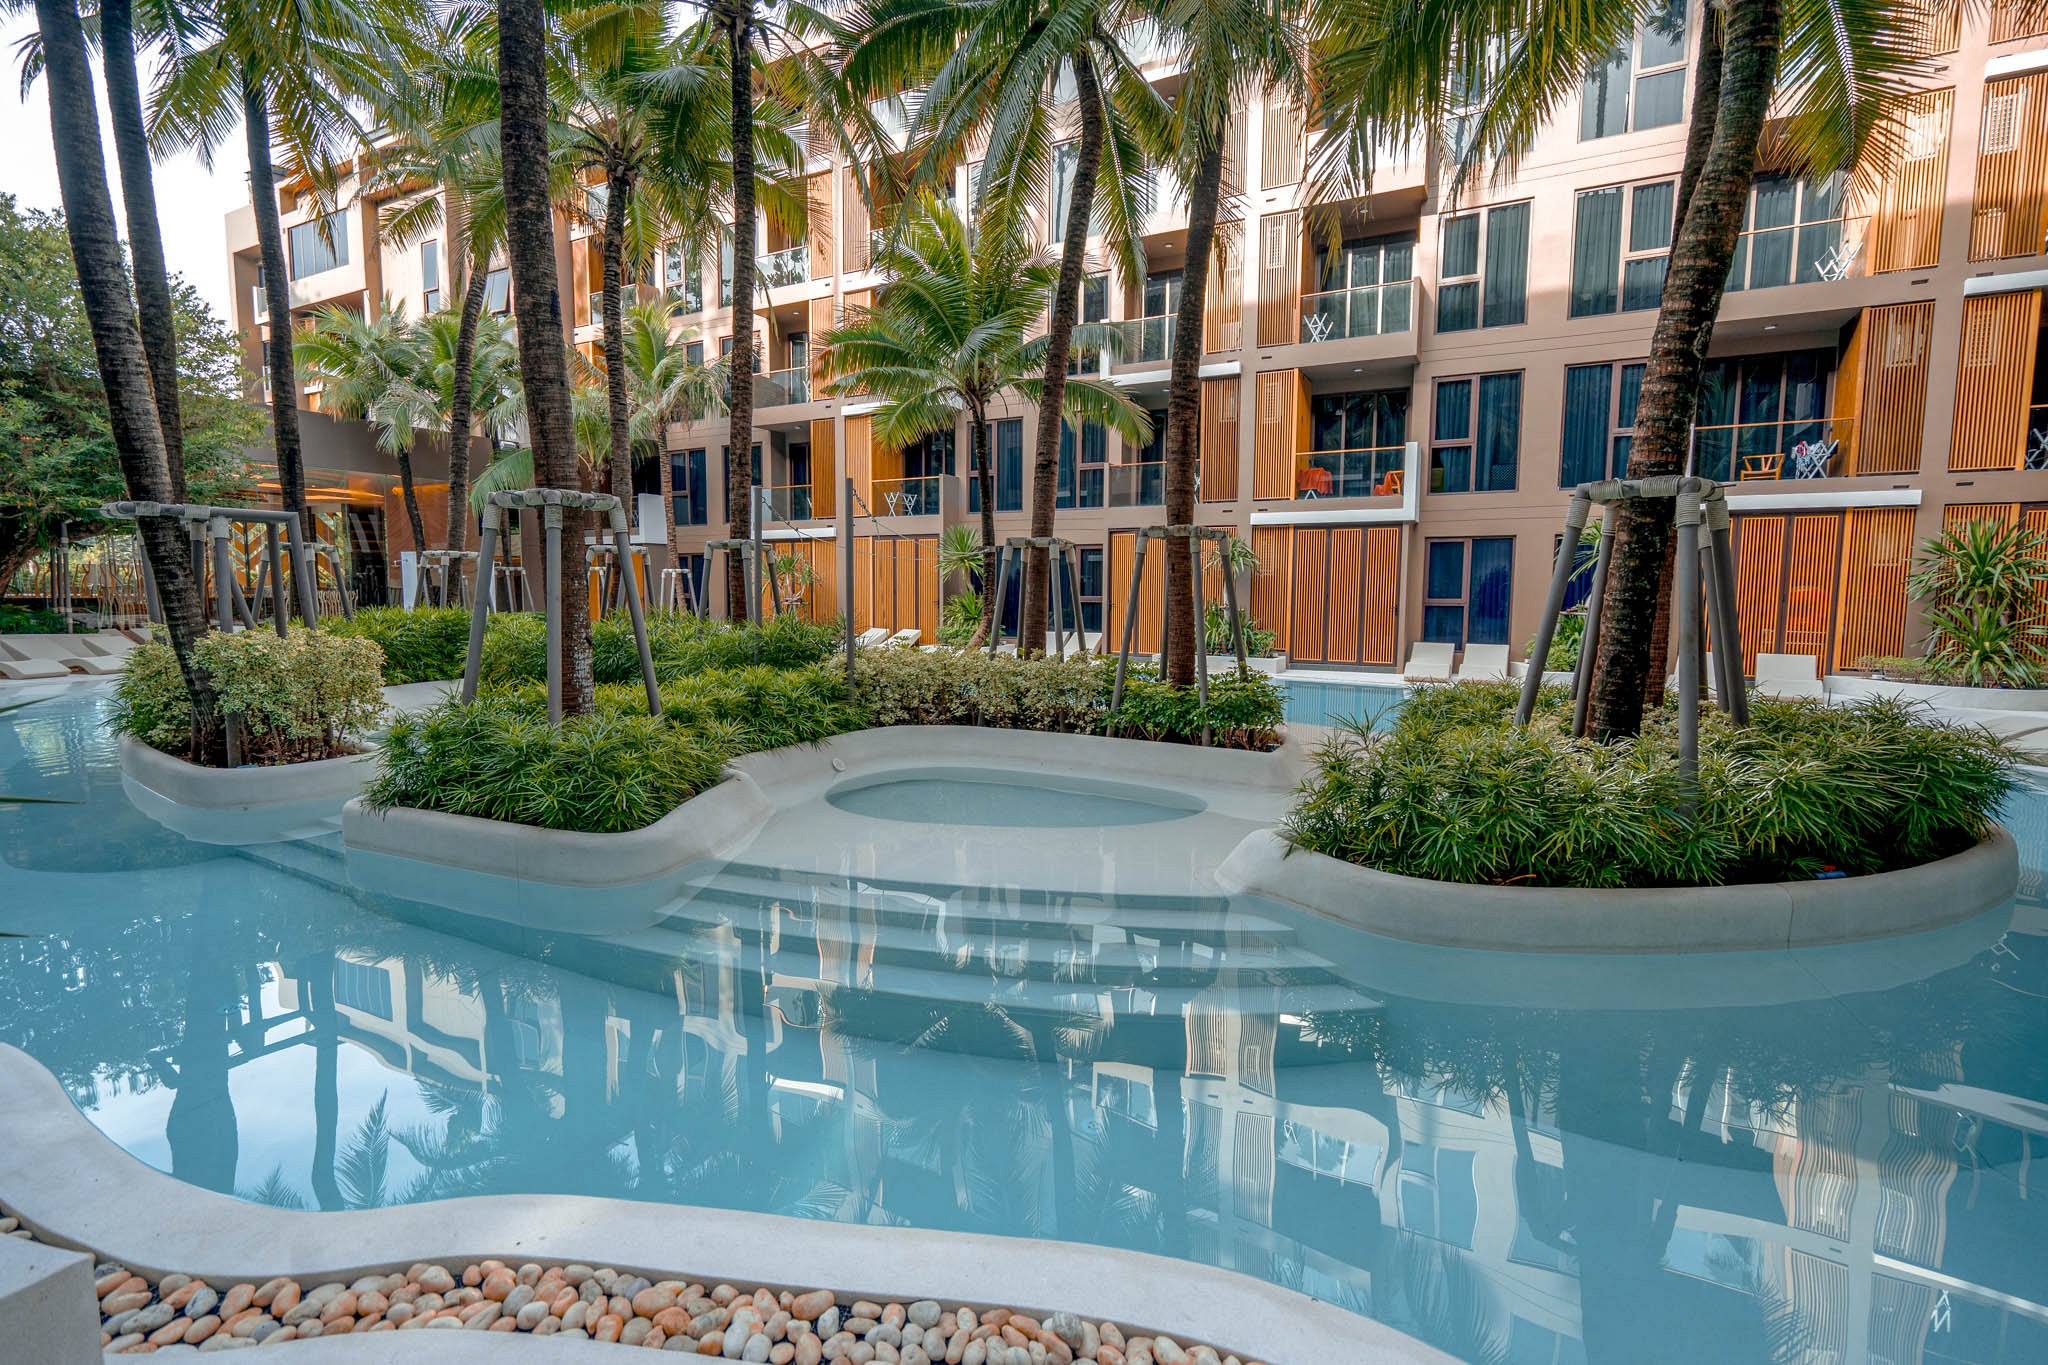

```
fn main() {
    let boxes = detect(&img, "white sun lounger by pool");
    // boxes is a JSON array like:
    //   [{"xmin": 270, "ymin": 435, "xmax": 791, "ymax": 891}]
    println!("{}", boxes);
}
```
[
  {"xmin": 71, "ymin": 632, "xmax": 139, "ymax": 660},
  {"xmin": 853, "ymin": 627, "xmax": 890, "ymax": 647},
  {"xmin": 1401, "ymin": 641, "xmax": 1455, "ymax": 683},
  {"xmin": 1, "ymin": 636, "xmax": 124, "ymax": 676},
  {"xmin": 885, "ymin": 628, "xmax": 922, "ymax": 646},
  {"xmin": 1754, "ymin": 652, "xmax": 1826, "ymax": 700},
  {"xmin": 0, "ymin": 641, "xmax": 70, "ymax": 680},
  {"xmin": 1453, "ymin": 644, "xmax": 1509, "ymax": 683}
]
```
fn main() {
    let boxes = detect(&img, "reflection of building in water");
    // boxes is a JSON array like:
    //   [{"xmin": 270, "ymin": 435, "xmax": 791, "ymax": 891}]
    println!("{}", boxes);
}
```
[{"xmin": 261, "ymin": 870, "xmax": 2048, "ymax": 1364}]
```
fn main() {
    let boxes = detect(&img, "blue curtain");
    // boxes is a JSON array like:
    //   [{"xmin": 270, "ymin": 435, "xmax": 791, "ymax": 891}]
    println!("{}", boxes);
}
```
[{"xmin": 1468, "ymin": 538, "xmax": 1515, "ymax": 645}]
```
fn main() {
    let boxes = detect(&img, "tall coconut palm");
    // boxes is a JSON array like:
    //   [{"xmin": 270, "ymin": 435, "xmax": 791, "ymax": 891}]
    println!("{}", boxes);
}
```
[
  {"xmin": 150, "ymin": 0, "xmax": 426, "ymax": 541},
  {"xmin": 820, "ymin": 194, "xmax": 1147, "ymax": 645},
  {"xmin": 30, "ymin": 0, "xmax": 219, "ymax": 748},
  {"xmin": 1149, "ymin": 0, "xmax": 1305, "ymax": 685},
  {"xmin": 499, "ymin": 0, "xmax": 593, "ymax": 713},
  {"xmin": 293, "ymin": 302, "xmax": 433, "ymax": 556},
  {"xmin": 842, "ymin": 0, "xmax": 1168, "ymax": 654},
  {"xmin": 1310, "ymin": 0, "xmax": 1937, "ymax": 737}
]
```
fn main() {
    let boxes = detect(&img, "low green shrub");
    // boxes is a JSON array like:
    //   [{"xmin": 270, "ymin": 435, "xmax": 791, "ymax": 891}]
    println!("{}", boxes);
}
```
[
  {"xmin": 328, "ymin": 606, "xmax": 473, "ymax": 684},
  {"xmin": 1202, "ymin": 603, "xmax": 1278, "ymax": 658},
  {"xmin": 1105, "ymin": 668, "xmax": 1285, "ymax": 750},
  {"xmin": 660, "ymin": 664, "xmax": 862, "ymax": 751},
  {"xmin": 1285, "ymin": 680, "xmax": 2018, "ymax": 888},
  {"xmin": 365, "ymin": 694, "xmax": 728, "ymax": 832},
  {"xmin": 854, "ymin": 648, "xmax": 1106, "ymax": 734},
  {"xmin": 0, "ymin": 604, "xmax": 66, "ymax": 634},
  {"xmin": 112, "ymin": 628, "xmax": 386, "ymax": 764},
  {"xmin": 479, "ymin": 611, "xmax": 839, "ymax": 687},
  {"xmin": 1533, "ymin": 610, "xmax": 1585, "ymax": 672},
  {"xmin": 939, "ymin": 591, "xmax": 982, "ymax": 645}
]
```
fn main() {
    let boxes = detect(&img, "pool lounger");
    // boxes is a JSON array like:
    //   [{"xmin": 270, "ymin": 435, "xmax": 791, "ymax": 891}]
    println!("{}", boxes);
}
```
[{"xmin": 1, "ymin": 636, "xmax": 123, "ymax": 677}]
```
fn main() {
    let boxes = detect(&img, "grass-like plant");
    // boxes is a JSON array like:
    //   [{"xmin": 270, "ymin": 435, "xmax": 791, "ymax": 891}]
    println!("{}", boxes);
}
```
[
  {"xmin": 113, "ymin": 629, "xmax": 386, "ymax": 764},
  {"xmin": 1284, "ymin": 681, "xmax": 2018, "ymax": 888},
  {"xmin": 479, "ymin": 612, "xmax": 839, "ymax": 687},
  {"xmin": 1105, "ymin": 668, "xmax": 1285, "ymax": 750},
  {"xmin": 328, "ymin": 606, "xmax": 474, "ymax": 684},
  {"xmin": 1907, "ymin": 520, "xmax": 2048, "ymax": 687}
]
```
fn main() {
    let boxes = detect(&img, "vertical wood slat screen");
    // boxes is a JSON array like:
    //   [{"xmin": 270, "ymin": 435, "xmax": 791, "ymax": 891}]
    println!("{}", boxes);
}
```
[
  {"xmin": 807, "ymin": 173, "xmax": 834, "ymax": 273},
  {"xmin": 1834, "ymin": 508, "xmax": 1915, "ymax": 667},
  {"xmin": 1784, "ymin": 515, "xmax": 1844, "ymax": 669},
  {"xmin": 844, "ymin": 414, "xmax": 873, "ymax": 506},
  {"xmin": 1910, "ymin": 0, "xmax": 1961, "ymax": 54},
  {"xmin": 763, "ymin": 538, "xmax": 839, "ymax": 624},
  {"xmin": 1221, "ymin": 108, "xmax": 1247, "ymax": 197},
  {"xmin": 1971, "ymin": 73, "xmax": 2048, "ymax": 261},
  {"xmin": 1275, "ymin": 524, "xmax": 1400, "ymax": 665},
  {"xmin": 1833, "ymin": 312, "xmax": 1868, "ymax": 469},
  {"xmin": 1949, "ymin": 290, "xmax": 2043, "ymax": 469},
  {"xmin": 1251, "ymin": 526, "xmax": 1292, "ymax": 653},
  {"xmin": 842, "ymin": 167, "xmax": 870, "ymax": 273},
  {"xmin": 1251, "ymin": 370, "xmax": 1300, "ymax": 498},
  {"xmin": 1205, "ymin": 246, "xmax": 1243, "ymax": 352},
  {"xmin": 1868, "ymin": 88, "xmax": 1953, "ymax": 273},
  {"xmin": 1105, "ymin": 530, "xmax": 1168, "ymax": 654},
  {"xmin": 1944, "ymin": 502, "xmax": 2020, "ymax": 531},
  {"xmin": 1200, "ymin": 378, "xmax": 1241, "ymax": 502},
  {"xmin": 808, "ymin": 298, "xmax": 835, "ymax": 385},
  {"xmin": 1848, "ymin": 302, "xmax": 1933, "ymax": 474},
  {"xmin": 809, "ymin": 418, "xmax": 836, "ymax": 520},
  {"xmin": 1991, "ymin": 0, "xmax": 2048, "ymax": 44},
  {"xmin": 1290, "ymin": 529, "xmax": 1330, "ymax": 664},
  {"xmin": 570, "ymin": 238, "xmax": 593, "ymax": 328},
  {"xmin": 1732, "ymin": 515, "xmax": 1787, "ymax": 677},
  {"xmin": 1255, "ymin": 213, "xmax": 1300, "ymax": 347},
  {"xmin": 1362, "ymin": 528, "xmax": 1400, "ymax": 666},
  {"xmin": 851, "ymin": 536, "xmax": 937, "ymax": 640},
  {"xmin": 1260, "ymin": 97, "xmax": 1302, "ymax": 189},
  {"xmin": 1324, "ymin": 528, "xmax": 1364, "ymax": 663}
]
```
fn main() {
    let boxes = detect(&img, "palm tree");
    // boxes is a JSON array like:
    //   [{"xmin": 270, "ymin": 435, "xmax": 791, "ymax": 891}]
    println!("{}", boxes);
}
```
[
  {"xmin": 293, "ymin": 302, "xmax": 432, "ymax": 556},
  {"xmin": 820, "ymin": 194, "xmax": 1147, "ymax": 645},
  {"xmin": 1149, "ymin": 0, "xmax": 1305, "ymax": 684},
  {"xmin": 843, "ymin": 0, "xmax": 1167, "ymax": 654},
  {"xmin": 29, "ymin": 0, "xmax": 219, "ymax": 748},
  {"xmin": 1310, "ymin": 0, "xmax": 1937, "ymax": 737},
  {"xmin": 150, "ymin": 0, "xmax": 424, "ymax": 540},
  {"xmin": 499, "ymin": 0, "xmax": 593, "ymax": 712}
]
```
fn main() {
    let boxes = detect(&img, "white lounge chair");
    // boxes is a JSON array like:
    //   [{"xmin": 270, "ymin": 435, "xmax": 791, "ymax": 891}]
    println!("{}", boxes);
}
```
[
  {"xmin": 1453, "ymin": 644, "xmax": 1509, "ymax": 683},
  {"xmin": 0, "ymin": 642, "xmax": 69, "ymax": 681},
  {"xmin": 885, "ymin": 628, "xmax": 922, "ymax": 647},
  {"xmin": 1666, "ymin": 652, "xmax": 1718, "ymax": 695},
  {"xmin": 1754, "ymin": 652, "xmax": 1826, "ymax": 701},
  {"xmin": 853, "ymin": 627, "xmax": 891, "ymax": 648},
  {"xmin": 1, "ymin": 637, "xmax": 123, "ymax": 676},
  {"xmin": 1401, "ymin": 641, "xmax": 1455, "ymax": 683},
  {"xmin": 72, "ymin": 632, "xmax": 139, "ymax": 660}
]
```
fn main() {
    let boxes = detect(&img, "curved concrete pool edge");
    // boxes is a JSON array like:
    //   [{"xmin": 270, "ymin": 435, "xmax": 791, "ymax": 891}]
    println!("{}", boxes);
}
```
[
  {"xmin": 1218, "ymin": 826, "xmax": 2020, "ymax": 953},
  {"xmin": 0, "ymin": 1048, "xmax": 1450, "ymax": 1365}
]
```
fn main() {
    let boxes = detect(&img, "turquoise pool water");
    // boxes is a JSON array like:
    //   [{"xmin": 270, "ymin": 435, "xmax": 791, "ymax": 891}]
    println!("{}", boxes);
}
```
[{"xmin": 3, "ymin": 686, "xmax": 2047, "ymax": 1363}]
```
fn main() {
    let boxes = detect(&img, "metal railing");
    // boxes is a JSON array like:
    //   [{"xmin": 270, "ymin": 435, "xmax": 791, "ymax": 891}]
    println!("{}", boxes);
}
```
[
  {"xmin": 871, "ymin": 475, "xmax": 940, "ymax": 515},
  {"xmin": 753, "ymin": 366, "xmax": 811, "ymax": 407},
  {"xmin": 1725, "ymin": 216, "xmax": 1871, "ymax": 292},
  {"xmin": 1107, "ymin": 461, "xmax": 1165, "ymax": 507},
  {"xmin": 759, "ymin": 245, "xmax": 810, "ymax": 289},
  {"xmin": 761, "ymin": 484, "xmax": 817, "ymax": 521},
  {"xmin": 2030, "ymin": 404, "xmax": 2048, "ymax": 470},
  {"xmin": 1292, "ymin": 445, "xmax": 1407, "ymax": 499},
  {"xmin": 1120, "ymin": 315, "xmax": 1175, "ymax": 365},
  {"xmin": 1691, "ymin": 416, "xmax": 1858, "ymax": 481},
  {"xmin": 1299, "ymin": 279, "xmax": 1415, "ymax": 343}
]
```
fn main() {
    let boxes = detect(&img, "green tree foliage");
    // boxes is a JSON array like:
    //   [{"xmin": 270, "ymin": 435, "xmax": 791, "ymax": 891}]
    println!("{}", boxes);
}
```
[
  {"xmin": 1905, "ymin": 519, "xmax": 2048, "ymax": 687},
  {"xmin": 0, "ymin": 194, "xmax": 257, "ymax": 587}
]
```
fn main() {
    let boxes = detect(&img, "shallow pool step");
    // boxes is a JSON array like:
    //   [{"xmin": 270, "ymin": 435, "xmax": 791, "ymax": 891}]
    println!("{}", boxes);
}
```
[{"xmin": 231, "ymin": 827, "xmax": 348, "ymax": 888}]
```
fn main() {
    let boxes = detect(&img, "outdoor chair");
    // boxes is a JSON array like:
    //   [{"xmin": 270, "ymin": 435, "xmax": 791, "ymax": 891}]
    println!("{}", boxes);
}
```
[
  {"xmin": 2026, "ymin": 427, "xmax": 2048, "ymax": 471},
  {"xmin": 2, "ymin": 636, "xmax": 124, "ymax": 676},
  {"xmin": 0, "ymin": 641, "xmax": 70, "ymax": 680},
  {"xmin": 1754, "ymin": 652, "xmax": 1826, "ymax": 701},
  {"xmin": 853, "ymin": 627, "xmax": 890, "ymax": 647},
  {"xmin": 885, "ymin": 628, "xmax": 922, "ymax": 646},
  {"xmin": 1789, "ymin": 439, "xmax": 1837, "ymax": 480},
  {"xmin": 1401, "ymin": 641, "xmax": 1455, "ymax": 683},
  {"xmin": 1737, "ymin": 451, "xmax": 1784, "ymax": 481},
  {"xmin": 74, "ymin": 633, "xmax": 138, "ymax": 660},
  {"xmin": 1453, "ymin": 644, "xmax": 1509, "ymax": 683}
]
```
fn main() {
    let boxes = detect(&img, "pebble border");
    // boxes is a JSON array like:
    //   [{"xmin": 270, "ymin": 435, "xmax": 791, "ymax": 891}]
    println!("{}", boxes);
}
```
[{"xmin": 1, "ymin": 1216, "xmax": 1264, "ymax": 1364}]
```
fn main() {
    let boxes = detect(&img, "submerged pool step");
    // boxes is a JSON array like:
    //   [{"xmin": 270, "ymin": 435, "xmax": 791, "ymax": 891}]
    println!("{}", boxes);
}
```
[{"xmin": 230, "ymin": 827, "xmax": 348, "ymax": 888}]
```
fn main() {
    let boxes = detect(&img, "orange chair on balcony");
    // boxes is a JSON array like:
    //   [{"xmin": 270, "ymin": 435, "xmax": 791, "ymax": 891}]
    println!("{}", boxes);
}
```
[
  {"xmin": 1374, "ymin": 469, "xmax": 1404, "ymax": 497},
  {"xmin": 1297, "ymin": 465, "xmax": 1333, "ymax": 498},
  {"xmin": 1736, "ymin": 451, "xmax": 1784, "ymax": 481}
]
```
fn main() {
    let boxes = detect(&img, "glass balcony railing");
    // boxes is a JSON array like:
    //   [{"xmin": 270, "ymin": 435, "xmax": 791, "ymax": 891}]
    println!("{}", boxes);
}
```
[
  {"xmin": 2033, "ymin": 404, "xmax": 2048, "ymax": 470},
  {"xmin": 872, "ymin": 475, "xmax": 939, "ymax": 515},
  {"xmin": 1292, "ymin": 446, "xmax": 1406, "ymax": 500},
  {"xmin": 753, "ymin": 366, "xmax": 811, "ymax": 407},
  {"xmin": 761, "ymin": 484, "xmax": 816, "ymax": 521},
  {"xmin": 1693, "ymin": 417, "xmax": 1857, "ymax": 481},
  {"xmin": 1299, "ymin": 279, "xmax": 1415, "ymax": 343},
  {"xmin": 759, "ymin": 245, "xmax": 810, "ymax": 289},
  {"xmin": 1725, "ymin": 216, "xmax": 1870, "ymax": 292},
  {"xmin": 1119, "ymin": 315, "xmax": 1175, "ymax": 365},
  {"xmin": 1107, "ymin": 461, "xmax": 1165, "ymax": 507}
]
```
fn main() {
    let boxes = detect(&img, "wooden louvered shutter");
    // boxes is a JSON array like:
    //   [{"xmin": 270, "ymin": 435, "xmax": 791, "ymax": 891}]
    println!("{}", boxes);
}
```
[
  {"xmin": 1949, "ymin": 291, "xmax": 2042, "ymax": 470},
  {"xmin": 1834, "ymin": 508, "xmax": 1915, "ymax": 667}
]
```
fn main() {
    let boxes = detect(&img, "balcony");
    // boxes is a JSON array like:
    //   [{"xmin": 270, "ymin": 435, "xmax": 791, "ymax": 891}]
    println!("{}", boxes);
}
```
[
  {"xmin": 1726, "ymin": 216, "xmax": 1870, "ymax": 292},
  {"xmin": 1695, "ymin": 417, "xmax": 1859, "ymax": 481},
  {"xmin": 1119, "ymin": 315, "xmax": 1175, "ymax": 366},
  {"xmin": 1300, "ymin": 280, "xmax": 1415, "ymax": 344},
  {"xmin": 1107, "ymin": 461, "xmax": 1165, "ymax": 507},
  {"xmin": 759, "ymin": 245, "xmax": 810, "ymax": 290},
  {"xmin": 762, "ymin": 483, "xmax": 817, "ymax": 521},
  {"xmin": 872, "ymin": 475, "xmax": 939, "ymax": 516},
  {"xmin": 1293, "ymin": 446, "xmax": 1406, "ymax": 500},
  {"xmin": 753, "ymin": 366, "xmax": 811, "ymax": 407}
]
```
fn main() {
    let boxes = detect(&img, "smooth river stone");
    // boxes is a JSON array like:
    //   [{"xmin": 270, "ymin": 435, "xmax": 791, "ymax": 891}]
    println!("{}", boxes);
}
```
[{"xmin": 791, "ymin": 1291, "xmax": 834, "ymax": 1322}]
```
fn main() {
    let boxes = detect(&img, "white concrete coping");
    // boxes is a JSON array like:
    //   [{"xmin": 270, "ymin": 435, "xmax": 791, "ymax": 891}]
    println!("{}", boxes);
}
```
[
  {"xmin": 1823, "ymin": 673, "xmax": 2048, "ymax": 714},
  {"xmin": 1218, "ymin": 825, "xmax": 2019, "ymax": 954},
  {"xmin": 119, "ymin": 736, "xmax": 378, "ymax": 846},
  {"xmin": 0, "ymin": 1225, "xmax": 98, "ymax": 1365},
  {"xmin": 0, "ymin": 1047, "xmax": 1450, "ymax": 1365}
]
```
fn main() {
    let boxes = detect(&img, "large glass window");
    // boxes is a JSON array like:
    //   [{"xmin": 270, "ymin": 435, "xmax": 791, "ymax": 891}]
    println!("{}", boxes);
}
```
[
  {"xmin": 1424, "ymin": 538, "xmax": 1515, "ymax": 649},
  {"xmin": 287, "ymin": 210, "xmax": 351, "ymax": 279},
  {"xmin": 1560, "ymin": 362, "xmax": 1645, "ymax": 485},
  {"xmin": 664, "ymin": 243, "xmax": 703, "ymax": 313},
  {"xmin": 1581, "ymin": 3, "xmax": 1688, "ymax": 140},
  {"xmin": 1057, "ymin": 420, "xmax": 1107, "ymax": 508},
  {"xmin": 969, "ymin": 418, "xmax": 1024, "ymax": 512},
  {"xmin": 1725, "ymin": 174, "xmax": 1847, "ymax": 291},
  {"xmin": 1438, "ymin": 204, "xmax": 1529, "ymax": 332},
  {"xmin": 1051, "ymin": 140, "xmax": 1081, "ymax": 241},
  {"xmin": 1693, "ymin": 351, "xmax": 1832, "ymax": 480},
  {"xmin": 671, "ymin": 448, "xmax": 709, "ymax": 526},
  {"xmin": 1304, "ymin": 390, "xmax": 1408, "ymax": 497},
  {"xmin": 1570, "ymin": 181, "xmax": 1675, "ymax": 316},
  {"xmin": 1305, "ymin": 235, "xmax": 1415, "ymax": 341},
  {"xmin": 1431, "ymin": 372, "xmax": 1522, "ymax": 492},
  {"xmin": 1078, "ymin": 545, "xmax": 1105, "ymax": 633},
  {"xmin": 484, "ymin": 267, "xmax": 511, "ymax": 315},
  {"xmin": 1070, "ymin": 274, "xmax": 1109, "ymax": 376},
  {"xmin": 422, "ymin": 240, "xmax": 441, "ymax": 313}
]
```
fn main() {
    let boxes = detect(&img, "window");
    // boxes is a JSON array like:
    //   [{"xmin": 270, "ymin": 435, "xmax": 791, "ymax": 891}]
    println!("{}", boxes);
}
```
[
  {"xmin": 1437, "ymin": 204, "xmax": 1529, "ymax": 332},
  {"xmin": 1424, "ymin": 537, "xmax": 1515, "ymax": 647},
  {"xmin": 1058, "ymin": 420, "xmax": 1106, "ymax": 508},
  {"xmin": 333, "ymin": 958, "xmax": 392, "ymax": 1020},
  {"xmin": 484, "ymin": 267, "xmax": 511, "ymax": 315},
  {"xmin": 1051, "ymin": 140, "xmax": 1081, "ymax": 241},
  {"xmin": 665, "ymin": 243, "xmax": 703, "ymax": 313},
  {"xmin": 1306, "ymin": 390, "xmax": 1407, "ymax": 497},
  {"xmin": 1560, "ymin": 362, "xmax": 1645, "ymax": 485},
  {"xmin": 1096, "ymin": 1072, "xmax": 1156, "ymax": 1128},
  {"xmin": 969, "ymin": 418, "xmax": 1024, "ymax": 512},
  {"xmin": 1431, "ymin": 372, "xmax": 1521, "ymax": 492},
  {"xmin": 671, "ymin": 449, "xmax": 709, "ymax": 526},
  {"xmin": 1569, "ymin": 181, "xmax": 1674, "ymax": 316},
  {"xmin": 1693, "ymin": 350, "xmax": 1831, "ymax": 480},
  {"xmin": 1069, "ymin": 274, "xmax": 1109, "ymax": 376},
  {"xmin": 1278, "ymin": 1120, "xmax": 1382, "ymax": 1186},
  {"xmin": 1581, "ymin": 2, "xmax": 1688, "ymax": 140},
  {"xmin": 1078, "ymin": 545, "xmax": 1105, "ymax": 633},
  {"xmin": 1306, "ymin": 234, "xmax": 1414, "ymax": 341},
  {"xmin": 1726, "ymin": 173, "xmax": 1847, "ymax": 291},
  {"xmin": 422, "ymin": 240, "xmax": 441, "ymax": 313},
  {"xmin": 287, "ymin": 210, "xmax": 350, "ymax": 279},
  {"xmin": 1399, "ymin": 1146, "xmax": 1478, "ymax": 1248}
]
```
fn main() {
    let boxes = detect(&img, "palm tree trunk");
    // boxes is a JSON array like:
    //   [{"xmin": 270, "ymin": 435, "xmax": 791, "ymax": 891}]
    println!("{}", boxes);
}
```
[
  {"xmin": 446, "ymin": 251, "xmax": 489, "ymax": 563},
  {"xmin": 970, "ymin": 401, "xmax": 997, "ymax": 645},
  {"xmin": 723, "ymin": 0, "xmax": 758, "ymax": 621},
  {"xmin": 500, "ymin": 0, "xmax": 595, "ymax": 713},
  {"xmin": 1020, "ymin": 48, "xmax": 1103, "ymax": 658},
  {"xmin": 394, "ymin": 445, "xmax": 429, "ymax": 567},
  {"xmin": 601, "ymin": 162, "xmax": 634, "ymax": 505},
  {"xmin": 1587, "ymin": 0, "xmax": 1780, "ymax": 740},
  {"xmin": 99, "ymin": 0, "xmax": 186, "ymax": 502},
  {"xmin": 1162, "ymin": 135, "xmax": 1224, "ymax": 687},
  {"xmin": 243, "ymin": 72, "xmax": 311, "ymax": 542},
  {"xmin": 33, "ymin": 0, "xmax": 220, "ymax": 755}
]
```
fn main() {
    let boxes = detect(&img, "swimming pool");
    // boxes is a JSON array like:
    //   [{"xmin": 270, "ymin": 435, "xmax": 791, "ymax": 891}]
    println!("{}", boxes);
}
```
[{"xmin": 3, "ymin": 685, "xmax": 2047, "ymax": 1363}]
